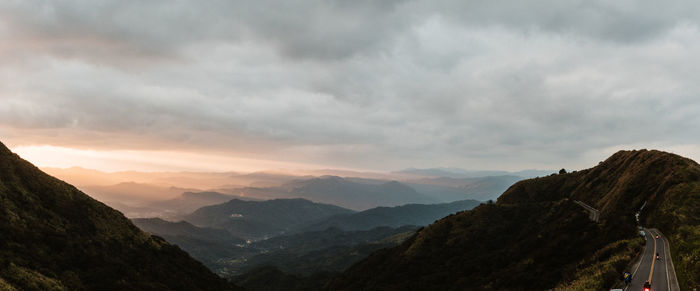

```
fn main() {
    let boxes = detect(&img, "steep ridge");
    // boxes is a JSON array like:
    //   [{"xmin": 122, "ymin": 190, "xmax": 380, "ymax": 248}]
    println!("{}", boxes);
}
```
[
  {"xmin": 328, "ymin": 150, "xmax": 700, "ymax": 290},
  {"xmin": 132, "ymin": 218, "xmax": 253, "ymax": 274},
  {"xmin": 0, "ymin": 142, "xmax": 241, "ymax": 290}
]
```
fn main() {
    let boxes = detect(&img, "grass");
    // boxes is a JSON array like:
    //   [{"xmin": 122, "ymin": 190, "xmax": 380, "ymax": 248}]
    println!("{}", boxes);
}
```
[
  {"xmin": 653, "ymin": 180, "xmax": 700, "ymax": 289},
  {"xmin": 0, "ymin": 263, "xmax": 67, "ymax": 291},
  {"xmin": 553, "ymin": 237, "xmax": 644, "ymax": 290}
]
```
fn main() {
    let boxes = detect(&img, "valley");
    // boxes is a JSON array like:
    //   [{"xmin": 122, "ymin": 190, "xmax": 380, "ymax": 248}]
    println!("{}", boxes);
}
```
[{"xmin": 3, "ymin": 143, "xmax": 697, "ymax": 290}]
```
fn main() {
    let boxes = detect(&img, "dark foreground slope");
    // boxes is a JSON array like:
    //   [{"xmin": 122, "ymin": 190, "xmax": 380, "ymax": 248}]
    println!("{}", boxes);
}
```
[
  {"xmin": 0, "ymin": 142, "xmax": 240, "ymax": 291},
  {"xmin": 328, "ymin": 150, "xmax": 700, "ymax": 290}
]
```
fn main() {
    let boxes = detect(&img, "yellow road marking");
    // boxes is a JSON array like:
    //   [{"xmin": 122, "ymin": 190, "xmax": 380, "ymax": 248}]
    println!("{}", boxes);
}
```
[{"xmin": 648, "ymin": 231, "xmax": 657, "ymax": 283}]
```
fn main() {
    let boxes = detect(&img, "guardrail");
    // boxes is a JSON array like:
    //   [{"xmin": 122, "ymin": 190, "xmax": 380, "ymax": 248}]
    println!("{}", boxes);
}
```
[{"xmin": 573, "ymin": 200, "xmax": 600, "ymax": 222}]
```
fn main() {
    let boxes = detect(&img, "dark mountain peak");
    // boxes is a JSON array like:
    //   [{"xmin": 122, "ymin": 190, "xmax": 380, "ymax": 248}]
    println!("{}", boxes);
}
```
[
  {"xmin": 185, "ymin": 197, "xmax": 353, "ymax": 240},
  {"xmin": 603, "ymin": 149, "xmax": 696, "ymax": 168},
  {"xmin": 0, "ymin": 140, "xmax": 11, "ymax": 155},
  {"xmin": 497, "ymin": 149, "xmax": 699, "ymax": 208},
  {"xmin": 0, "ymin": 142, "xmax": 240, "ymax": 290},
  {"xmin": 329, "ymin": 149, "xmax": 700, "ymax": 290}
]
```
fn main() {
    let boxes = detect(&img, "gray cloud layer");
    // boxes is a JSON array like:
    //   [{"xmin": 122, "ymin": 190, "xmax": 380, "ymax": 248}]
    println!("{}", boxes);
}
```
[{"xmin": 1, "ymin": 0, "xmax": 700, "ymax": 170}]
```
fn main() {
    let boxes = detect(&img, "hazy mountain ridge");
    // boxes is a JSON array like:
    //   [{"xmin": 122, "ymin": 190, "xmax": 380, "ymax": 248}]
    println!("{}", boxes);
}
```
[
  {"xmin": 303, "ymin": 199, "xmax": 482, "ymax": 232},
  {"xmin": 281, "ymin": 176, "xmax": 434, "ymax": 210},
  {"xmin": 405, "ymin": 175, "xmax": 522, "ymax": 202},
  {"xmin": 328, "ymin": 150, "xmax": 700, "ymax": 290},
  {"xmin": 132, "ymin": 218, "xmax": 245, "ymax": 245},
  {"xmin": 0, "ymin": 141, "xmax": 241, "ymax": 290},
  {"xmin": 47, "ymin": 167, "xmax": 517, "ymax": 215},
  {"xmin": 396, "ymin": 167, "xmax": 552, "ymax": 179},
  {"xmin": 184, "ymin": 198, "xmax": 354, "ymax": 240},
  {"xmin": 132, "ymin": 197, "xmax": 474, "ymax": 279}
]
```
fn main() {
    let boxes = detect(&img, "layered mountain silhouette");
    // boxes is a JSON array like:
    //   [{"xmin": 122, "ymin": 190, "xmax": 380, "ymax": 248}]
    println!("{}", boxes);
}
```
[
  {"xmin": 405, "ymin": 175, "xmax": 522, "ymax": 202},
  {"xmin": 283, "ymin": 177, "xmax": 434, "ymax": 210},
  {"xmin": 303, "ymin": 199, "xmax": 481, "ymax": 232},
  {"xmin": 184, "ymin": 198, "xmax": 354, "ymax": 240},
  {"xmin": 154, "ymin": 191, "xmax": 242, "ymax": 216},
  {"xmin": 0, "ymin": 142, "xmax": 241, "ymax": 290},
  {"xmin": 328, "ymin": 150, "xmax": 700, "ymax": 290},
  {"xmin": 136, "ymin": 199, "xmax": 477, "ymax": 276}
]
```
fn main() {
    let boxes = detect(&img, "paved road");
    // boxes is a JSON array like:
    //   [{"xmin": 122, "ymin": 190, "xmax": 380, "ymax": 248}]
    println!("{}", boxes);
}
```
[
  {"xmin": 626, "ymin": 229, "xmax": 680, "ymax": 291},
  {"xmin": 573, "ymin": 200, "xmax": 600, "ymax": 222}
]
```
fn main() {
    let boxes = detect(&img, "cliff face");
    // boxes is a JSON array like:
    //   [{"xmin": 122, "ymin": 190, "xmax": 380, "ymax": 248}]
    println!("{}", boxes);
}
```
[
  {"xmin": 328, "ymin": 150, "xmax": 700, "ymax": 290},
  {"xmin": 0, "ymin": 142, "xmax": 241, "ymax": 291}
]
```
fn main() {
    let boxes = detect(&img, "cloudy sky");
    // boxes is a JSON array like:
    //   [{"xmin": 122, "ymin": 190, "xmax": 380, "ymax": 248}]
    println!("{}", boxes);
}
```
[{"xmin": 1, "ymin": 0, "xmax": 699, "ymax": 172}]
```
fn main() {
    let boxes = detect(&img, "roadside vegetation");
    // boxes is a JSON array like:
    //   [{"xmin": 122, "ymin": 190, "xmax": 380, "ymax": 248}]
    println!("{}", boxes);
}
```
[
  {"xmin": 553, "ymin": 238, "xmax": 644, "ymax": 290},
  {"xmin": 652, "ymin": 180, "xmax": 700, "ymax": 289}
]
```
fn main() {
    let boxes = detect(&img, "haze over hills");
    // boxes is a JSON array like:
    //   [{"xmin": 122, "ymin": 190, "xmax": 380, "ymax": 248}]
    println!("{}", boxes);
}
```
[
  {"xmin": 134, "ymin": 218, "xmax": 418, "ymax": 278},
  {"xmin": 44, "ymin": 166, "xmax": 524, "ymax": 217},
  {"xmin": 281, "ymin": 176, "xmax": 434, "ymax": 210},
  {"xmin": 132, "ymin": 218, "xmax": 253, "ymax": 273},
  {"xmin": 154, "ymin": 191, "xmax": 249, "ymax": 218},
  {"xmin": 396, "ymin": 168, "xmax": 553, "ymax": 179},
  {"xmin": 131, "ymin": 195, "xmax": 480, "ymax": 281},
  {"xmin": 4, "ymin": 1, "xmax": 700, "ymax": 290},
  {"xmin": 81, "ymin": 182, "xmax": 194, "ymax": 204},
  {"xmin": 184, "ymin": 198, "xmax": 354, "ymax": 240},
  {"xmin": 0, "ymin": 141, "xmax": 241, "ymax": 290},
  {"xmin": 303, "ymin": 199, "xmax": 482, "ymax": 232},
  {"xmin": 328, "ymin": 150, "xmax": 700, "ymax": 290},
  {"xmin": 404, "ymin": 175, "xmax": 522, "ymax": 202}
]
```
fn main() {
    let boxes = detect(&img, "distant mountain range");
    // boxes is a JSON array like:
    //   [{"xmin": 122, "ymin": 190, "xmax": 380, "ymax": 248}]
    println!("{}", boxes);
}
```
[
  {"xmin": 223, "ymin": 175, "xmax": 512, "ymax": 210},
  {"xmin": 404, "ymin": 175, "xmax": 522, "ymax": 202},
  {"xmin": 282, "ymin": 176, "xmax": 435, "ymax": 210},
  {"xmin": 155, "ymin": 191, "xmax": 250, "ymax": 217},
  {"xmin": 0, "ymin": 141, "xmax": 241, "ymax": 290},
  {"xmin": 132, "ymin": 196, "xmax": 481, "ymax": 278},
  {"xmin": 132, "ymin": 218, "xmax": 245, "ymax": 245},
  {"xmin": 47, "ymin": 166, "xmax": 540, "ymax": 216},
  {"xmin": 303, "ymin": 199, "xmax": 482, "ymax": 232},
  {"xmin": 396, "ymin": 167, "xmax": 553, "ymax": 179},
  {"xmin": 184, "ymin": 198, "xmax": 354, "ymax": 240},
  {"xmin": 12, "ymin": 138, "xmax": 697, "ymax": 291}
]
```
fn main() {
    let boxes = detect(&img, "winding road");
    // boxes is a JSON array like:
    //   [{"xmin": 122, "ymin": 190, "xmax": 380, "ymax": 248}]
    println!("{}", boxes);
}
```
[
  {"xmin": 573, "ymin": 200, "xmax": 600, "ymax": 222},
  {"xmin": 626, "ymin": 228, "xmax": 680, "ymax": 291}
]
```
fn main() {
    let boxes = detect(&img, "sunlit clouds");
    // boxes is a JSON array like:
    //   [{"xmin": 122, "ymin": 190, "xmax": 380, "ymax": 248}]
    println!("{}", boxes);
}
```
[
  {"xmin": 1, "ymin": 1, "xmax": 700, "ymax": 172},
  {"xmin": 12, "ymin": 145, "xmax": 322, "ymax": 173}
]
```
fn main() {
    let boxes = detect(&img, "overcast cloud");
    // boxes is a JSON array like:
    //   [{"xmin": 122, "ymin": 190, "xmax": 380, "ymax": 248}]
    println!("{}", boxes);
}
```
[{"xmin": 1, "ymin": 0, "xmax": 700, "ymax": 171}]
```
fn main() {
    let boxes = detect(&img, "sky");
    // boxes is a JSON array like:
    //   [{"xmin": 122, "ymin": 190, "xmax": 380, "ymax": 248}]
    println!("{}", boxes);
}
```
[{"xmin": 1, "ymin": 0, "xmax": 700, "ymax": 173}]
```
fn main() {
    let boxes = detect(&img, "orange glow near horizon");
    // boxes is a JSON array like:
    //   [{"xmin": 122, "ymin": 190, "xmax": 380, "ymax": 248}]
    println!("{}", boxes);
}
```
[{"xmin": 11, "ymin": 145, "xmax": 320, "ymax": 173}]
